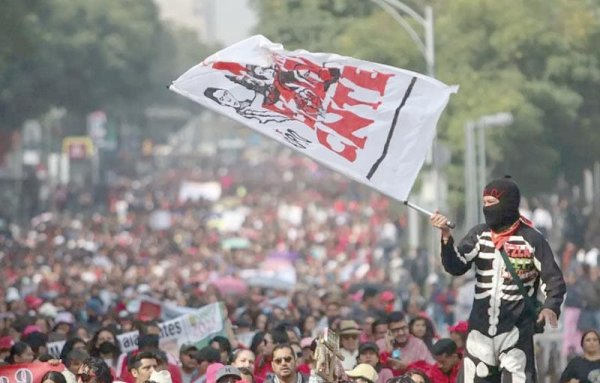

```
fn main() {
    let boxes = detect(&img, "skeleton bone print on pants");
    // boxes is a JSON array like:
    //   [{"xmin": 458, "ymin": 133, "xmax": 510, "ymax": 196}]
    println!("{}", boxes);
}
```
[{"xmin": 440, "ymin": 221, "xmax": 566, "ymax": 381}]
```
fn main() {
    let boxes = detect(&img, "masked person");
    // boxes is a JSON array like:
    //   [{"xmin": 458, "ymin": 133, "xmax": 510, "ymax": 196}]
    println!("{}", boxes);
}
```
[{"xmin": 430, "ymin": 176, "xmax": 566, "ymax": 382}]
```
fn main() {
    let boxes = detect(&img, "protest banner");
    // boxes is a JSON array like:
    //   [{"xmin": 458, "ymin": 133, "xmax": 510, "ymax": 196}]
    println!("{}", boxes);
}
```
[
  {"xmin": 0, "ymin": 362, "xmax": 64, "ymax": 383},
  {"xmin": 47, "ymin": 302, "xmax": 224, "ymax": 358},
  {"xmin": 170, "ymin": 35, "xmax": 457, "ymax": 202}
]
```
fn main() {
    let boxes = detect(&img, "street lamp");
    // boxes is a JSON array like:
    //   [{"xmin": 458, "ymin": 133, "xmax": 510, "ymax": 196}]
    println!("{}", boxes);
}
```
[
  {"xmin": 464, "ymin": 112, "xmax": 514, "ymax": 229},
  {"xmin": 370, "ymin": 0, "xmax": 434, "ymax": 76},
  {"xmin": 370, "ymin": 0, "xmax": 438, "ymax": 259}
]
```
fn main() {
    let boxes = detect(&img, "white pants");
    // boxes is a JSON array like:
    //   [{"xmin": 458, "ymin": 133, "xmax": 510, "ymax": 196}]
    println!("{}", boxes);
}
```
[{"xmin": 461, "ymin": 326, "xmax": 536, "ymax": 383}]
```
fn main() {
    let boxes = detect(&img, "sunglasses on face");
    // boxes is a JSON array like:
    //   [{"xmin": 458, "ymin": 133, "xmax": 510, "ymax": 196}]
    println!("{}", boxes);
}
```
[
  {"xmin": 77, "ymin": 373, "xmax": 95, "ymax": 383},
  {"xmin": 273, "ymin": 356, "xmax": 294, "ymax": 365}
]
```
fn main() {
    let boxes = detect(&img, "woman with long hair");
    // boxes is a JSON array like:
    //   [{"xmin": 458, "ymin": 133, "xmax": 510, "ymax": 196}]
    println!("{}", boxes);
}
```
[
  {"xmin": 408, "ymin": 316, "xmax": 437, "ymax": 353},
  {"xmin": 4, "ymin": 342, "xmax": 35, "ymax": 364},
  {"xmin": 249, "ymin": 331, "xmax": 275, "ymax": 383},
  {"xmin": 59, "ymin": 337, "xmax": 87, "ymax": 361},
  {"xmin": 560, "ymin": 329, "xmax": 600, "ymax": 383},
  {"xmin": 299, "ymin": 315, "xmax": 317, "ymax": 338},
  {"xmin": 87, "ymin": 327, "xmax": 122, "ymax": 371}
]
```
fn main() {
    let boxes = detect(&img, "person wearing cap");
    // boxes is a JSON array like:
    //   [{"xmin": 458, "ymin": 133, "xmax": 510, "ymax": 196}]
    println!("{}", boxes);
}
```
[
  {"xmin": 338, "ymin": 320, "xmax": 361, "ymax": 370},
  {"xmin": 215, "ymin": 365, "xmax": 242, "ymax": 383},
  {"xmin": 380, "ymin": 291, "xmax": 395, "ymax": 314},
  {"xmin": 426, "ymin": 339, "xmax": 460, "ymax": 383},
  {"xmin": 431, "ymin": 176, "xmax": 567, "ymax": 381},
  {"xmin": 148, "ymin": 370, "xmax": 174, "ymax": 383},
  {"xmin": 447, "ymin": 321, "xmax": 468, "ymax": 357},
  {"xmin": 357, "ymin": 343, "xmax": 392, "ymax": 383},
  {"xmin": 345, "ymin": 363, "xmax": 378, "ymax": 383}
]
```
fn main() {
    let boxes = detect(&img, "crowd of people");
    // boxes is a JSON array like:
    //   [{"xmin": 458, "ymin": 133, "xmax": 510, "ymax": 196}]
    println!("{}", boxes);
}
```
[{"xmin": 0, "ymin": 142, "xmax": 599, "ymax": 382}]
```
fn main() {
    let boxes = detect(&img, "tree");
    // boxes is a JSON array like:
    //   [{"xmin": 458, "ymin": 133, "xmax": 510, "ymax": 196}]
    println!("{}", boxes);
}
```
[
  {"xmin": 251, "ymin": 0, "xmax": 600, "ymax": 202},
  {"xmin": 0, "ymin": 0, "xmax": 217, "ymax": 155}
]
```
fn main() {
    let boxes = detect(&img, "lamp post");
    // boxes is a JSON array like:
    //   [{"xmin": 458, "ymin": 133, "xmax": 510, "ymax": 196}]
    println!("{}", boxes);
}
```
[
  {"xmin": 371, "ymin": 0, "xmax": 434, "ymax": 77},
  {"xmin": 370, "ymin": 0, "xmax": 438, "ymax": 262},
  {"xmin": 464, "ymin": 112, "xmax": 514, "ymax": 229}
]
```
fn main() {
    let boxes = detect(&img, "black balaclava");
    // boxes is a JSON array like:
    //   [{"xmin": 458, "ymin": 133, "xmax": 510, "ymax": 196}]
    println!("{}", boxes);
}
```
[{"xmin": 482, "ymin": 176, "xmax": 521, "ymax": 232}]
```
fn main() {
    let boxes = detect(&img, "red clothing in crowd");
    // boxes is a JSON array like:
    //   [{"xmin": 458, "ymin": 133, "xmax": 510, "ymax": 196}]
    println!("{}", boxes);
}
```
[
  {"xmin": 297, "ymin": 363, "xmax": 311, "ymax": 376},
  {"xmin": 117, "ymin": 351, "xmax": 183, "ymax": 383},
  {"xmin": 254, "ymin": 355, "xmax": 273, "ymax": 383},
  {"xmin": 426, "ymin": 362, "xmax": 460, "ymax": 383},
  {"xmin": 399, "ymin": 360, "xmax": 460, "ymax": 383}
]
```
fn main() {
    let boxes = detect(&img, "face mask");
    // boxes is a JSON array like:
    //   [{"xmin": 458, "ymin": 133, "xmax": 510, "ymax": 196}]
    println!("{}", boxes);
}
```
[
  {"xmin": 98, "ymin": 341, "xmax": 117, "ymax": 354},
  {"xmin": 482, "ymin": 177, "xmax": 521, "ymax": 232},
  {"xmin": 483, "ymin": 204, "xmax": 519, "ymax": 232}
]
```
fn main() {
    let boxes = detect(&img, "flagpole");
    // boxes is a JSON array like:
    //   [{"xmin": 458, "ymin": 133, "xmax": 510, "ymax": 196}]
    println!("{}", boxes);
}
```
[{"xmin": 403, "ymin": 200, "xmax": 455, "ymax": 229}]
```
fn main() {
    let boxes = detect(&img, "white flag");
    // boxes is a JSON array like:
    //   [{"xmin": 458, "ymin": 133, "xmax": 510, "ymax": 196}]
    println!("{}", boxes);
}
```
[{"xmin": 170, "ymin": 35, "xmax": 457, "ymax": 201}]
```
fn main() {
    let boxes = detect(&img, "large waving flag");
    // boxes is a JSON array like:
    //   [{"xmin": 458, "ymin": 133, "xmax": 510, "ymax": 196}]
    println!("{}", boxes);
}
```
[{"xmin": 170, "ymin": 35, "xmax": 457, "ymax": 202}]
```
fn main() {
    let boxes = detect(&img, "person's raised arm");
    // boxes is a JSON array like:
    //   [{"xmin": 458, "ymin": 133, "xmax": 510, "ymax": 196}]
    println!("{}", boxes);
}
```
[{"xmin": 430, "ymin": 211, "xmax": 481, "ymax": 276}]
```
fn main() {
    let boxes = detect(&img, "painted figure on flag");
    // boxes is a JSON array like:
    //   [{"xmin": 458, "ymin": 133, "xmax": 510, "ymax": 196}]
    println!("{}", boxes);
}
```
[
  {"xmin": 206, "ymin": 54, "xmax": 394, "ymax": 162},
  {"xmin": 203, "ymin": 87, "xmax": 290, "ymax": 124}
]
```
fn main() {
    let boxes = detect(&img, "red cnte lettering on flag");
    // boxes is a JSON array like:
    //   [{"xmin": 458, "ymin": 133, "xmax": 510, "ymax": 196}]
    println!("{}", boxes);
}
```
[{"xmin": 211, "ymin": 56, "xmax": 394, "ymax": 162}]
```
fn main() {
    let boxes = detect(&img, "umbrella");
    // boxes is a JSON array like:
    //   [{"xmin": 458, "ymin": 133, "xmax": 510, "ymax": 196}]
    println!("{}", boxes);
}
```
[
  {"xmin": 211, "ymin": 276, "xmax": 248, "ymax": 295},
  {"xmin": 242, "ymin": 259, "xmax": 297, "ymax": 291},
  {"xmin": 245, "ymin": 276, "xmax": 295, "ymax": 291},
  {"xmin": 266, "ymin": 249, "xmax": 299, "ymax": 262},
  {"xmin": 221, "ymin": 237, "xmax": 250, "ymax": 250},
  {"xmin": 346, "ymin": 282, "xmax": 383, "ymax": 294}
]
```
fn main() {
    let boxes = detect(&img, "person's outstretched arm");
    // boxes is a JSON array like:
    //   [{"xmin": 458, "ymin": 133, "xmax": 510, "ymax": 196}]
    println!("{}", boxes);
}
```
[{"xmin": 431, "ymin": 212, "xmax": 482, "ymax": 275}]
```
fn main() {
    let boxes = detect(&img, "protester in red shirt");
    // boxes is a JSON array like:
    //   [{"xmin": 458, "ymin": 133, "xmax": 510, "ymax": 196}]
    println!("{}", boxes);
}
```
[
  {"xmin": 251, "ymin": 332, "xmax": 275, "ymax": 383},
  {"xmin": 447, "ymin": 321, "xmax": 468, "ymax": 357},
  {"xmin": 426, "ymin": 339, "xmax": 461, "ymax": 383}
]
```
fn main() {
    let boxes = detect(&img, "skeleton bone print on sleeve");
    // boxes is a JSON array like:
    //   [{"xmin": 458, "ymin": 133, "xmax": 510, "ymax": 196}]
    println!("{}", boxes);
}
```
[
  {"xmin": 440, "ymin": 222, "xmax": 565, "ymax": 380},
  {"xmin": 441, "ymin": 223, "xmax": 565, "ymax": 338}
]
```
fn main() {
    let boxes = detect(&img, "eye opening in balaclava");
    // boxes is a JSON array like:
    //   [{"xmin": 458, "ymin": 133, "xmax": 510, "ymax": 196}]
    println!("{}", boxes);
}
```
[{"xmin": 482, "ymin": 175, "xmax": 521, "ymax": 232}]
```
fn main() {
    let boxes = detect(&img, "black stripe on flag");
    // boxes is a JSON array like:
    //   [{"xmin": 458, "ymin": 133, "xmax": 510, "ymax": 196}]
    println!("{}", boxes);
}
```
[{"xmin": 367, "ymin": 76, "xmax": 417, "ymax": 180}]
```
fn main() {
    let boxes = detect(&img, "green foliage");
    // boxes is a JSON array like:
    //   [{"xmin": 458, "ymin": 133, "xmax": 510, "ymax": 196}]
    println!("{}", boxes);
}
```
[
  {"xmin": 0, "ymin": 0, "xmax": 213, "ymax": 135},
  {"xmin": 252, "ymin": 0, "xmax": 600, "ymax": 200}
]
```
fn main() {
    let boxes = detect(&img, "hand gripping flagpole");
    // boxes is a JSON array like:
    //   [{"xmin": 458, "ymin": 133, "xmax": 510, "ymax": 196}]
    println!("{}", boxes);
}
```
[{"xmin": 404, "ymin": 200, "xmax": 456, "ymax": 229}]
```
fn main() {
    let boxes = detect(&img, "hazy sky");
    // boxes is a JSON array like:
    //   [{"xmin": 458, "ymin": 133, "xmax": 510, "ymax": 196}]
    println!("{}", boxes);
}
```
[{"xmin": 211, "ymin": 0, "xmax": 258, "ymax": 46}]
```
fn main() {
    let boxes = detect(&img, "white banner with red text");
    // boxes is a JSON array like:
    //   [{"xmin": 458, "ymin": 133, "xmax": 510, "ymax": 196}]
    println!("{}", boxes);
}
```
[{"xmin": 170, "ymin": 35, "xmax": 457, "ymax": 201}]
